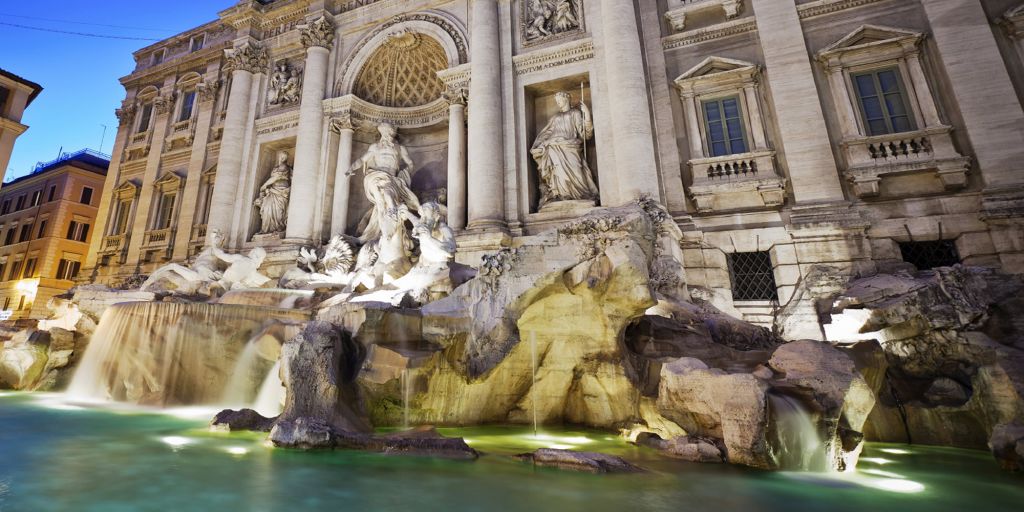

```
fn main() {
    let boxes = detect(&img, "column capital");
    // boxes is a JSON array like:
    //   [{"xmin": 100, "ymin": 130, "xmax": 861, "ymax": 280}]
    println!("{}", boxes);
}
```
[
  {"xmin": 196, "ymin": 80, "xmax": 222, "ymax": 103},
  {"xmin": 300, "ymin": 15, "xmax": 335, "ymax": 50},
  {"xmin": 225, "ymin": 42, "xmax": 268, "ymax": 74},
  {"xmin": 443, "ymin": 86, "xmax": 468, "ymax": 107},
  {"xmin": 115, "ymin": 101, "xmax": 137, "ymax": 127},
  {"xmin": 330, "ymin": 113, "xmax": 356, "ymax": 133},
  {"xmin": 153, "ymin": 93, "xmax": 175, "ymax": 116}
]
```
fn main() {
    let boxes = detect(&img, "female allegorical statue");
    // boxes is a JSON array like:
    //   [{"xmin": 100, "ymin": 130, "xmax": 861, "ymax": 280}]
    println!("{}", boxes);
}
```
[
  {"xmin": 254, "ymin": 150, "xmax": 292, "ymax": 234},
  {"xmin": 531, "ymin": 90, "xmax": 598, "ymax": 209}
]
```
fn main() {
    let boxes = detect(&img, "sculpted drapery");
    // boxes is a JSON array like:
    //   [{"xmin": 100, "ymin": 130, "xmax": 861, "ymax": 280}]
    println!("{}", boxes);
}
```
[
  {"xmin": 255, "ymin": 150, "xmax": 292, "ymax": 234},
  {"xmin": 347, "ymin": 123, "xmax": 422, "ymax": 243},
  {"xmin": 531, "ymin": 91, "xmax": 598, "ymax": 209}
]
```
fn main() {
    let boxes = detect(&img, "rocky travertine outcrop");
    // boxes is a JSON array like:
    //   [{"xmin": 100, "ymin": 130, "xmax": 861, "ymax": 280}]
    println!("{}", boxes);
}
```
[
  {"xmin": 635, "ymin": 432, "xmax": 724, "ymax": 463},
  {"xmin": 824, "ymin": 266, "xmax": 1024, "ymax": 467},
  {"xmin": 269, "ymin": 322, "xmax": 371, "ymax": 447},
  {"xmin": 989, "ymin": 422, "xmax": 1024, "ymax": 471},
  {"xmin": 211, "ymin": 408, "xmax": 277, "ymax": 432},
  {"xmin": 516, "ymin": 448, "xmax": 644, "ymax": 473}
]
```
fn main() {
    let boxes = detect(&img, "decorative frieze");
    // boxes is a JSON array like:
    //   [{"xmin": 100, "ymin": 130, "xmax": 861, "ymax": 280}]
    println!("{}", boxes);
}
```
[
  {"xmin": 521, "ymin": 0, "xmax": 585, "ymax": 46},
  {"xmin": 513, "ymin": 38, "xmax": 594, "ymax": 75},
  {"xmin": 225, "ymin": 42, "xmax": 269, "ymax": 74},
  {"xmin": 797, "ymin": 0, "xmax": 890, "ymax": 20},
  {"xmin": 443, "ymin": 86, "xmax": 468, "ymax": 107},
  {"xmin": 267, "ymin": 60, "xmax": 302, "ymax": 108},
  {"xmin": 322, "ymin": 94, "xmax": 451, "ymax": 131},
  {"xmin": 299, "ymin": 15, "xmax": 335, "ymax": 50},
  {"xmin": 662, "ymin": 17, "xmax": 757, "ymax": 50}
]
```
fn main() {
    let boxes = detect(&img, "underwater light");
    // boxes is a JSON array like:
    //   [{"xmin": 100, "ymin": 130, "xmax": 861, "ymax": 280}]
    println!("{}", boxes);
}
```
[
  {"xmin": 859, "ymin": 457, "xmax": 894, "ymax": 465},
  {"xmin": 225, "ymin": 446, "xmax": 249, "ymax": 456},
  {"xmin": 878, "ymin": 448, "xmax": 911, "ymax": 455},
  {"xmin": 160, "ymin": 436, "xmax": 194, "ymax": 450},
  {"xmin": 860, "ymin": 469, "xmax": 905, "ymax": 479},
  {"xmin": 868, "ymin": 478, "xmax": 925, "ymax": 493},
  {"xmin": 547, "ymin": 443, "xmax": 574, "ymax": 450}
]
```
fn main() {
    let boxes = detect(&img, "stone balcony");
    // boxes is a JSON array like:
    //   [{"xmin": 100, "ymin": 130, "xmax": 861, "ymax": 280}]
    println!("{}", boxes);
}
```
[
  {"xmin": 189, "ymin": 224, "xmax": 207, "ymax": 255},
  {"xmin": 688, "ymin": 149, "xmax": 787, "ymax": 213},
  {"xmin": 142, "ymin": 227, "xmax": 174, "ymax": 250},
  {"xmin": 665, "ymin": 0, "xmax": 743, "ymax": 31},
  {"xmin": 99, "ymin": 234, "xmax": 126, "ymax": 254},
  {"xmin": 124, "ymin": 130, "xmax": 153, "ymax": 161},
  {"xmin": 841, "ymin": 126, "xmax": 971, "ymax": 198}
]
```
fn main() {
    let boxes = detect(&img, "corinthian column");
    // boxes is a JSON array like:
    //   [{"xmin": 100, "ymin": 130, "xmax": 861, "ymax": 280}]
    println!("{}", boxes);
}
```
[
  {"xmin": 208, "ymin": 42, "xmax": 266, "ymax": 239},
  {"xmin": 444, "ymin": 87, "xmax": 468, "ymax": 230},
  {"xmin": 599, "ymin": 0, "xmax": 660, "ymax": 201},
  {"xmin": 330, "ymin": 114, "xmax": 355, "ymax": 237},
  {"xmin": 466, "ymin": 0, "xmax": 505, "ymax": 229},
  {"xmin": 286, "ymin": 15, "xmax": 335, "ymax": 242}
]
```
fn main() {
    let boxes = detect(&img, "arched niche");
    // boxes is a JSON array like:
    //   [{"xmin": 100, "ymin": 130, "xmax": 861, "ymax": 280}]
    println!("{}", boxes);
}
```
[{"xmin": 335, "ymin": 11, "xmax": 468, "ymax": 98}]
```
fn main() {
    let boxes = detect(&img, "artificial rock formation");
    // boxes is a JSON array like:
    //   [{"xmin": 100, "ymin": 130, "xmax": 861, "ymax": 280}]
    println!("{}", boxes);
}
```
[{"xmin": 823, "ymin": 266, "xmax": 1024, "ymax": 465}]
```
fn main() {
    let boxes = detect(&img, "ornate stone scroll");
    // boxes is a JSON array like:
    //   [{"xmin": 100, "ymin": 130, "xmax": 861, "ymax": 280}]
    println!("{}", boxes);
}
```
[{"xmin": 225, "ymin": 42, "xmax": 269, "ymax": 74}]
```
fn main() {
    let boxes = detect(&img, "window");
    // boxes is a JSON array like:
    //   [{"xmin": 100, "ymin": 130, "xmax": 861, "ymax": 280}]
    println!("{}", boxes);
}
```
[
  {"xmin": 18, "ymin": 224, "xmax": 30, "ymax": 243},
  {"xmin": 727, "ymin": 251, "xmax": 778, "ymax": 301},
  {"xmin": 852, "ymin": 68, "xmax": 915, "ymax": 136},
  {"xmin": 0, "ymin": 86, "xmax": 8, "ymax": 112},
  {"xmin": 114, "ymin": 200, "xmax": 132, "ymax": 234},
  {"xmin": 156, "ymin": 192, "xmax": 177, "ymax": 229},
  {"xmin": 3, "ymin": 228, "xmax": 13, "ymax": 245},
  {"xmin": 16, "ymin": 296, "xmax": 24, "ymax": 311},
  {"xmin": 0, "ymin": 263, "xmax": 6, "ymax": 281},
  {"xmin": 47, "ymin": 185, "xmax": 56, "ymax": 202},
  {"xmin": 30, "ymin": 190, "xmax": 41, "ymax": 207},
  {"xmin": 899, "ymin": 240, "xmax": 959, "ymax": 270},
  {"xmin": 137, "ymin": 103, "xmax": 153, "ymax": 133},
  {"xmin": 80, "ymin": 187, "xmax": 94, "ymax": 205},
  {"xmin": 15, "ymin": 195, "xmax": 25, "ymax": 211},
  {"xmin": 36, "ymin": 220, "xmax": 47, "ymax": 239},
  {"xmin": 56, "ymin": 259, "xmax": 81, "ymax": 280},
  {"xmin": 1, "ymin": 297, "xmax": 7, "ymax": 310},
  {"xmin": 22, "ymin": 258, "xmax": 36, "ymax": 278},
  {"xmin": 0, "ymin": 200, "xmax": 9, "ymax": 215},
  {"xmin": 178, "ymin": 91, "xmax": 196, "ymax": 122},
  {"xmin": 152, "ymin": 49, "xmax": 164, "ymax": 65},
  {"xmin": 8, "ymin": 260, "xmax": 21, "ymax": 281},
  {"xmin": 702, "ymin": 96, "xmax": 748, "ymax": 157},
  {"xmin": 67, "ymin": 221, "xmax": 90, "ymax": 242},
  {"xmin": 190, "ymin": 34, "xmax": 205, "ymax": 52}
]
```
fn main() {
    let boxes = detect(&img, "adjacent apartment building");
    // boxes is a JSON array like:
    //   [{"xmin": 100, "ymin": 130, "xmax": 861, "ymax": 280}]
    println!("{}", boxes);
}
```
[
  {"xmin": 0, "ymin": 68, "xmax": 43, "ymax": 185},
  {"xmin": 0, "ymin": 150, "xmax": 107, "ymax": 320}
]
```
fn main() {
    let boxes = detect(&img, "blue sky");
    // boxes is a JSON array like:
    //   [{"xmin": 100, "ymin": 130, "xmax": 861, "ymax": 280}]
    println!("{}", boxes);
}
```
[{"xmin": 0, "ymin": 1, "xmax": 232, "ymax": 182}]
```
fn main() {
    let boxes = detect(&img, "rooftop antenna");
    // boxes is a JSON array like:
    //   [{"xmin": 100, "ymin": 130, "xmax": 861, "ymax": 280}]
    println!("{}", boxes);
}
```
[{"xmin": 99, "ymin": 124, "xmax": 109, "ymax": 153}]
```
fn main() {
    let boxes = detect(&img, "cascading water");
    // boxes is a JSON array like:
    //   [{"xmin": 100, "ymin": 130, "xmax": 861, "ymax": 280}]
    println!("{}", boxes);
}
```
[
  {"xmin": 217, "ymin": 289, "xmax": 314, "ymax": 309},
  {"xmin": 67, "ymin": 301, "xmax": 309, "ymax": 407},
  {"xmin": 530, "ymin": 330, "xmax": 538, "ymax": 437},
  {"xmin": 401, "ymin": 368, "xmax": 411, "ymax": 429},
  {"xmin": 768, "ymin": 392, "xmax": 828, "ymax": 472},
  {"xmin": 253, "ymin": 360, "xmax": 286, "ymax": 417}
]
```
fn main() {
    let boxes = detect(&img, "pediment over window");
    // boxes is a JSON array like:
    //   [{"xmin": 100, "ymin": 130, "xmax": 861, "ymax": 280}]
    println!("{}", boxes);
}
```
[
  {"xmin": 113, "ymin": 180, "xmax": 140, "ymax": 200},
  {"xmin": 818, "ymin": 25, "xmax": 923, "ymax": 67},
  {"xmin": 153, "ymin": 171, "xmax": 184, "ymax": 190},
  {"xmin": 674, "ymin": 57, "xmax": 759, "ymax": 95}
]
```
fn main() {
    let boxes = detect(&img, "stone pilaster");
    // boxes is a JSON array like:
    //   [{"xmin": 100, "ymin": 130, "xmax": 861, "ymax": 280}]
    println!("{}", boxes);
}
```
[
  {"xmin": 84, "ymin": 100, "xmax": 135, "ymax": 271},
  {"xmin": 172, "ymin": 78, "xmax": 219, "ymax": 260},
  {"xmin": 445, "ymin": 87, "xmax": 468, "ymax": 230},
  {"xmin": 330, "ymin": 115, "xmax": 355, "ymax": 237},
  {"xmin": 286, "ymin": 15, "xmax": 335, "ymax": 242},
  {"xmin": 599, "ymin": 0, "xmax": 660, "ymax": 202},
  {"xmin": 125, "ymin": 86, "xmax": 175, "ymax": 265},
  {"xmin": 752, "ymin": 0, "xmax": 845, "ymax": 204},
  {"xmin": 921, "ymin": 0, "xmax": 1024, "ymax": 190},
  {"xmin": 208, "ymin": 42, "xmax": 267, "ymax": 242},
  {"xmin": 466, "ymin": 0, "xmax": 506, "ymax": 230}
]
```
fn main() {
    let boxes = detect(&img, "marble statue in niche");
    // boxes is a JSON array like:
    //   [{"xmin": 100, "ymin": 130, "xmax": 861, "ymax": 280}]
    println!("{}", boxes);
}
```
[
  {"xmin": 254, "ymin": 150, "xmax": 292, "ymax": 235},
  {"xmin": 140, "ymin": 229, "xmax": 270, "ymax": 294},
  {"xmin": 531, "ymin": 90, "xmax": 598, "ymax": 209},
  {"xmin": 267, "ymin": 62, "xmax": 301, "ymax": 106},
  {"xmin": 524, "ymin": 0, "xmax": 582, "ymax": 43},
  {"xmin": 347, "ymin": 122, "xmax": 421, "ymax": 244}
]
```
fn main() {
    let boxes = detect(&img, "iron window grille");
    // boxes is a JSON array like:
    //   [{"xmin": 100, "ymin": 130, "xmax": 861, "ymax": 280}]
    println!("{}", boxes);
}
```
[
  {"xmin": 898, "ymin": 240, "xmax": 959, "ymax": 270},
  {"xmin": 727, "ymin": 251, "xmax": 778, "ymax": 301}
]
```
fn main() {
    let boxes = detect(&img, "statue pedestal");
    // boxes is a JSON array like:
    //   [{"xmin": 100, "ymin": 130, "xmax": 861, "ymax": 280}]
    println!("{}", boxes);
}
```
[{"xmin": 524, "ymin": 199, "xmax": 598, "ymax": 235}]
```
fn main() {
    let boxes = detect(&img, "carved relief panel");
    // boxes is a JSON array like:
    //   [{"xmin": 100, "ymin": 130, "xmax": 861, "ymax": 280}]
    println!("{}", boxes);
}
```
[{"xmin": 521, "ymin": 0, "xmax": 585, "ymax": 46}]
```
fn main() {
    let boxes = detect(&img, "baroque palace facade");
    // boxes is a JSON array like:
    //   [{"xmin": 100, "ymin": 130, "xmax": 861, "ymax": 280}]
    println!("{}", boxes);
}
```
[{"xmin": 87, "ymin": 0, "xmax": 1024, "ymax": 329}]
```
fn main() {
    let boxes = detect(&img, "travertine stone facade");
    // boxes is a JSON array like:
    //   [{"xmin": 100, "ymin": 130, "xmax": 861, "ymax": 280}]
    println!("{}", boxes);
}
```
[
  {"xmin": 87, "ymin": 0, "xmax": 1024, "ymax": 331},
  {"xmin": 0, "ymin": 69, "xmax": 42, "ymax": 185}
]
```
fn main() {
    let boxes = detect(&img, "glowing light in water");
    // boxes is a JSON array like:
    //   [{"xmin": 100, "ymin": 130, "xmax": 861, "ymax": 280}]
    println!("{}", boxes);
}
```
[
  {"xmin": 160, "ymin": 436, "xmax": 194, "ymax": 450},
  {"xmin": 860, "ymin": 457, "xmax": 894, "ymax": 465},
  {"xmin": 860, "ymin": 468, "xmax": 906, "ymax": 479},
  {"xmin": 866, "ymin": 478, "xmax": 925, "ymax": 493},
  {"xmin": 878, "ymin": 448, "xmax": 911, "ymax": 455},
  {"xmin": 224, "ymin": 446, "xmax": 249, "ymax": 456}
]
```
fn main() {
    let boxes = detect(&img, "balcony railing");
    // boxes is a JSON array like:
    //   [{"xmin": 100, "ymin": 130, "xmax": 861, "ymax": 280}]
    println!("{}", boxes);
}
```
[
  {"xmin": 142, "ymin": 227, "xmax": 174, "ymax": 249},
  {"xmin": 841, "ymin": 126, "xmax": 971, "ymax": 198},
  {"xmin": 190, "ymin": 224, "xmax": 208, "ymax": 242},
  {"xmin": 690, "ymin": 150, "xmax": 776, "ymax": 184},
  {"xmin": 100, "ymin": 234, "xmax": 126, "ymax": 254}
]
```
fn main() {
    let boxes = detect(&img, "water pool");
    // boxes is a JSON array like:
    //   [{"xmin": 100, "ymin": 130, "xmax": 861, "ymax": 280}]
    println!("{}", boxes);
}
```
[{"xmin": 0, "ymin": 393, "xmax": 1020, "ymax": 512}]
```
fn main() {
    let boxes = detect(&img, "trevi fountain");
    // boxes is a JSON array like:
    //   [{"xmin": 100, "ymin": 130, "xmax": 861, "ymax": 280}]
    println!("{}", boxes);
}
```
[{"xmin": 3, "ymin": 0, "xmax": 1024, "ymax": 510}]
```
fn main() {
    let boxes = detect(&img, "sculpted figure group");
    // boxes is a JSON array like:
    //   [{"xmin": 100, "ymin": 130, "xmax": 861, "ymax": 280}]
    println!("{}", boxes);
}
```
[{"xmin": 140, "ymin": 229, "xmax": 271, "ymax": 295}]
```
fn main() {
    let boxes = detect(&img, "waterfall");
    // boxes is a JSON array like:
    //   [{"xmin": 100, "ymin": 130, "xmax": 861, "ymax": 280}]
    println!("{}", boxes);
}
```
[
  {"xmin": 253, "ymin": 360, "xmax": 285, "ymax": 417},
  {"xmin": 767, "ymin": 392, "xmax": 827, "ymax": 472},
  {"xmin": 221, "ymin": 340, "xmax": 269, "ymax": 407},
  {"xmin": 67, "ymin": 301, "xmax": 308, "ymax": 407},
  {"xmin": 530, "ymin": 330, "xmax": 538, "ymax": 437},
  {"xmin": 401, "ymin": 368, "xmax": 411, "ymax": 429}
]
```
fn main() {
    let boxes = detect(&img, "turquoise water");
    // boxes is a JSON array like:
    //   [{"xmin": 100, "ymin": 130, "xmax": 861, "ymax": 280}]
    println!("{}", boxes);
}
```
[{"xmin": 0, "ymin": 392, "xmax": 1021, "ymax": 512}]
